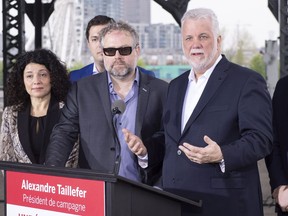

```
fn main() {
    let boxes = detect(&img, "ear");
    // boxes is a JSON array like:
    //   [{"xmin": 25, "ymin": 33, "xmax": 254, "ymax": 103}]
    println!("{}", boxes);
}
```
[
  {"xmin": 135, "ymin": 45, "xmax": 141, "ymax": 57},
  {"xmin": 217, "ymin": 35, "xmax": 222, "ymax": 50}
]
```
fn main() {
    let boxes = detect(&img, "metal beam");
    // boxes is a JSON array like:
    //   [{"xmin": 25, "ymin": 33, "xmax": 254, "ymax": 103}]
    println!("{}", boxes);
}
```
[
  {"xmin": 279, "ymin": 0, "xmax": 288, "ymax": 78},
  {"xmin": 2, "ymin": 0, "xmax": 26, "ymax": 106}
]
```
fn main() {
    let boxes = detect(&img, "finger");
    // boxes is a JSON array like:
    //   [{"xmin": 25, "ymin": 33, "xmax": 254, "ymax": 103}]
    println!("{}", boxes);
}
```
[
  {"xmin": 123, "ymin": 132, "xmax": 129, "ymax": 142},
  {"xmin": 135, "ymin": 147, "xmax": 143, "ymax": 155},
  {"xmin": 131, "ymin": 142, "xmax": 143, "ymax": 155},
  {"xmin": 179, "ymin": 145, "xmax": 190, "ymax": 155},
  {"xmin": 122, "ymin": 128, "xmax": 130, "ymax": 135},
  {"xmin": 203, "ymin": 135, "xmax": 215, "ymax": 145},
  {"xmin": 182, "ymin": 143, "xmax": 200, "ymax": 153},
  {"xmin": 182, "ymin": 142, "xmax": 192, "ymax": 150},
  {"xmin": 127, "ymin": 137, "xmax": 138, "ymax": 149},
  {"xmin": 179, "ymin": 145, "xmax": 197, "ymax": 162},
  {"xmin": 130, "ymin": 141, "xmax": 139, "ymax": 150}
]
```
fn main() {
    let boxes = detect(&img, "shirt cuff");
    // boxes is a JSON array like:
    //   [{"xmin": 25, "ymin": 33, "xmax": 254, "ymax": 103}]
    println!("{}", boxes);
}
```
[
  {"xmin": 138, "ymin": 154, "xmax": 148, "ymax": 168},
  {"xmin": 219, "ymin": 159, "xmax": 225, "ymax": 173}
]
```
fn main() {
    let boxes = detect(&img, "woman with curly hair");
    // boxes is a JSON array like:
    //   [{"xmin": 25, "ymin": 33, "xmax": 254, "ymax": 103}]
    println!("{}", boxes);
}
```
[{"xmin": 0, "ymin": 48, "xmax": 78, "ymax": 167}]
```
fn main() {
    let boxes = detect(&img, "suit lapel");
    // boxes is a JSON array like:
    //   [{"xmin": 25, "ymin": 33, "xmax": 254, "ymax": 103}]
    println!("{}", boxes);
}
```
[
  {"xmin": 82, "ymin": 63, "xmax": 94, "ymax": 77},
  {"xmin": 39, "ymin": 97, "xmax": 60, "ymax": 164},
  {"xmin": 174, "ymin": 72, "xmax": 190, "ymax": 141},
  {"xmin": 135, "ymin": 72, "xmax": 150, "ymax": 137},
  {"xmin": 17, "ymin": 104, "xmax": 36, "ymax": 163},
  {"xmin": 182, "ymin": 57, "xmax": 230, "ymax": 136},
  {"xmin": 96, "ymin": 72, "xmax": 114, "ymax": 132}
]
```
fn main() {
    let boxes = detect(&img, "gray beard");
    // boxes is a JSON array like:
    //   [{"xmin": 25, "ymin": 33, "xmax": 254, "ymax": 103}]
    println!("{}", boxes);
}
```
[{"xmin": 109, "ymin": 67, "xmax": 133, "ymax": 80}]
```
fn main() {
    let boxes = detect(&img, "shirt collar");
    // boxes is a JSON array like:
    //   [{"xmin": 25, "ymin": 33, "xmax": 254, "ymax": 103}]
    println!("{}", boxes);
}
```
[
  {"xmin": 108, "ymin": 68, "xmax": 140, "ymax": 94},
  {"xmin": 188, "ymin": 55, "xmax": 222, "ymax": 82},
  {"xmin": 93, "ymin": 63, "xmax": 99, "ymax": 75}
]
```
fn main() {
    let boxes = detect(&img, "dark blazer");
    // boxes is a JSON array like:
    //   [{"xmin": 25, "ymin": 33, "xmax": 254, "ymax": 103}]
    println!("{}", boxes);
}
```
[
  {"xmin": 46, "ymin": 71, "xmax": 167, "ymax": 185},
  {"xmin": 18, "ymin": 97, "xmax": 60, "ymax": 164},
  {"xmin": 0, "ymin": 96, "xmax": 78, "ymax": 167},
  {"xmin": 265, "ymin": 75, "xmax": 288, "ymax": 216},
  {"xmin": 162, "ymin": 55, "xmax": 273, "ymax": 216},
  {"xmin": 69, "ymin": 63, "xmax": 155, "ymax": 83},
  {"xmin": 69, "ymin": 63, "xmax": 94, "ymax": 84}
]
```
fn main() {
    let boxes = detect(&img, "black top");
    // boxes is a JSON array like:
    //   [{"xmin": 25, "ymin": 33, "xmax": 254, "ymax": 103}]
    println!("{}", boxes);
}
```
[{"xmin": 29, "ymin": 115, "xmax": 47, "ymax": 163}]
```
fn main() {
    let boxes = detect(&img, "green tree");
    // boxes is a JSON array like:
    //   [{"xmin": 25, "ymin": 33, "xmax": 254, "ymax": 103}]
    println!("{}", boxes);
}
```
[
  {"xmin": 68, "ymin": 62, "xmax": 84, "ymax": 73},
  {"xmin": 137, "ymin": 58, "xmax": 146, "ymax": 67},
  {"xmin": 232, "ymin": 45, "xmax": 245, "ymax": 66},
  {"xmin": 249, "ymin": 53, "xmax": 266, "ymax": 78},
  {"xmin": 223, "ymin": 26, "xmax": 258, "ymax": 66}
]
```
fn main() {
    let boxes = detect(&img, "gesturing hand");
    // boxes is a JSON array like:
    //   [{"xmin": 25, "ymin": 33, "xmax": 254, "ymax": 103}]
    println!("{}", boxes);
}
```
[
  {"xmin": 178, "ymin": 135, "xmax": 223, "ymax": 164},
  {"xmin": 122, "ymin": 128, "xmax": 147, "ymax": 157}
]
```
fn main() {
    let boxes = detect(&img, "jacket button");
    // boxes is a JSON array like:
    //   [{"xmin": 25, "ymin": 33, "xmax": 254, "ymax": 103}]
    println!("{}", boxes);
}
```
[
  {"xmin": 110, "ymin": 147, "xmax": 116, "ymax": 151},
  {"xmin": 177, "ymin": 150, "xmax": 181, "ymax": 155}
]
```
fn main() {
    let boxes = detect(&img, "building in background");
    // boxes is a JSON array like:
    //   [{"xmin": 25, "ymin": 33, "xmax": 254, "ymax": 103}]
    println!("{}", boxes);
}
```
[
  {"xmin": 122, "ymin": 0, "xmax": 150, "ymax": 24},
  {"xmin": 34, "ymin": 0, "xmax": 184, "ymax": 68}
]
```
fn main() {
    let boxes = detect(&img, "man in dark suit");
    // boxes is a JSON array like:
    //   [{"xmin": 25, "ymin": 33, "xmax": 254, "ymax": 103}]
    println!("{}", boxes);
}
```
[
  {"xmin": 266, "ymin": 75, "xmax": 288, "ymax": 215},
  {"xmin": 69, "ymin": 15, "xmax": 155, "ymax": 83},
  {"xmin": 69, "ymin": 15, "xmax": 115, "ymax": 83},
  {"xmin": 45, "ymin": 21, "xmax": 167, "ymax": 186},
  {"xmin": 161, "ymin": 8, "xmax": 273, "ymax": 216}
]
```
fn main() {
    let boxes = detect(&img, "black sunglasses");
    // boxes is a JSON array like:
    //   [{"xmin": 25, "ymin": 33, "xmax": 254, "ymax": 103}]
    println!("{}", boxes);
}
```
[{"xmin": 103, "ymin": 46, "xmax": 133, "ymax": 56}]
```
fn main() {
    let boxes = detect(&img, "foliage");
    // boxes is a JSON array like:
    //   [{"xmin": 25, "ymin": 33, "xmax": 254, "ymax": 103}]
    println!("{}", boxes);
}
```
[
  {"xmin": 137, "ymin": 58, "xmax": 146, "ymax": 67},
  {"xmin": 232, "ymin": 47, "xmax": 245, "ymax": 66},
  {"xmin": 68, "ymin": 62, "xmax": 84, "ymax": 72},
  {"xmin": 249, "ymin": 53, "xmax": 266, "ymax": 78}
]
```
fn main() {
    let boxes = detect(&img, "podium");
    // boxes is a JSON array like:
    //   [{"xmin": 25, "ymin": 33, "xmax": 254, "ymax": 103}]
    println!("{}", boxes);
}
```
[{"xmin": 0, "ymin": 161, "xmax": 201, "ymax": 216}]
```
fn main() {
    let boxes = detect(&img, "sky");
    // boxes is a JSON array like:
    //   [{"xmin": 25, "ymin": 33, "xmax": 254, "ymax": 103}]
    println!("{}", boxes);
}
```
[
  {"xmin": 151, "ymin": 0, "xmax": 279, "ymax": 48},
  {"xmin": 0, "ymin": 0, "xmax": 279, "ymax": 49}
]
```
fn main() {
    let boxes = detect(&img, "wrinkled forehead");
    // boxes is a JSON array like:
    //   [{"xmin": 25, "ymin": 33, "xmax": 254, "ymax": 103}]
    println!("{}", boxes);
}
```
[{"xmin": 102, "ymin": 30, "xmax": 135, "ymax": 47}]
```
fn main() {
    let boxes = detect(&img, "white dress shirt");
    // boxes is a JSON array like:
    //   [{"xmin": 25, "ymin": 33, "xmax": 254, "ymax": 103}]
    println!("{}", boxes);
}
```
[
  {"xmin": 92, "ymin": 63, "xmax": 100, "ymax": 75},
  {"xmin": 181, "ymin": 55, "xmax": 225, "ymax": 172},
  {"xmin": 181, "ymin": 55, "xmax": 222, "ymax": 132}
]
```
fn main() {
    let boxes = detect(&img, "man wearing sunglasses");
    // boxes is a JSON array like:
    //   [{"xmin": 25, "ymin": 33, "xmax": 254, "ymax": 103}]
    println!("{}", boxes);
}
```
[
  {"xmin": 45, "ymin": 21, "xmax": 167, "ymax": 186},
  {"xmin": 69, "ymin": 15, "xmax": 155, "ymax": 84}
]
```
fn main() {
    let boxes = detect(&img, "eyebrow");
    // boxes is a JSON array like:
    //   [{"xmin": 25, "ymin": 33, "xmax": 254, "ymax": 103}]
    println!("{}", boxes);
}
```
[{"xmin": 24, "ymin": 69, "xmax": 48, "ymax": 73}]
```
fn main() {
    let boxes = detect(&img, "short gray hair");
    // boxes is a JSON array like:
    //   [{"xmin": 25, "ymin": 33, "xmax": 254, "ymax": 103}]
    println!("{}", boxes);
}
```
[
  {"xmin": 181, "ymin": 8, "xmax": 220, "ymax": 36},
  {"xmin": 99, "ymin": 21, "xmax": 140, "ymax": 47}
]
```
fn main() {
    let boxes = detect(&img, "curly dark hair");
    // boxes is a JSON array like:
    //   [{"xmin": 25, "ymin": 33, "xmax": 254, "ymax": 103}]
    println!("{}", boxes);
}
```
[{"xmin": 6, "ymin": 48, "xmax": 71, "ymax": 111}]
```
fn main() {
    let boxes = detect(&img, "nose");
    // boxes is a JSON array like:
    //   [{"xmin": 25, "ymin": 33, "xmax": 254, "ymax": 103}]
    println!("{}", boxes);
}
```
[
  {"xmin": 191, "ymin": 40, "xmax": 202, "ymax": 48},
  {"xmin": 114, "ymin": 50, "xmax": 123, "ymax": 57},
  {"xmin": 33, "ymin": 75, "xmax": 41, "ymax": 84}
]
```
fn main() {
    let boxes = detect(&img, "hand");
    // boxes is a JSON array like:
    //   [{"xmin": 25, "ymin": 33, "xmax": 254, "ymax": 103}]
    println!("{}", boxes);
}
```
[
  {"xmin": 178, "ymin": 135, "xmax": 223, "ymax": 164},
  {"xmin": 273, "ymin": 185, "xmax": 288, "ymax": 212},
  {"xmin": 122, "ymin": 128, "xmax": 147, "ymax": 157}
]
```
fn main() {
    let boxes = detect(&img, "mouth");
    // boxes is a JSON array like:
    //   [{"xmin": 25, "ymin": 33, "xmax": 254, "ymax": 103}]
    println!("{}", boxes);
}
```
[
  {"xmin": 190, "ymin": 49, "xmax": 204, "ymax": 56},
  {"xmin": 113, "ymin": 61, "xmax": 126, "ymax": 66},
  {"xmin": 191, "ymin": 52, "xmax": 204, "ymax": 56}
]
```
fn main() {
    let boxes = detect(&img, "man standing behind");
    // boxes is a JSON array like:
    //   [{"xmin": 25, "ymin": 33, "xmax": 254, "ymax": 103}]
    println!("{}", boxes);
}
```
[
  {"xmin": 69, "ymin": 15, "xmax": 155, "ymax": 83},
  {"xmin": 69, "ymin": 15, "xmax": 115, "ymax": 83},
  {"xmin": 162, "ymin": 8, "xmax": 273, "ymax": 216},
  {"xmin": 45, "ymin": 21, "xmax": 167, "ymax": 186}
]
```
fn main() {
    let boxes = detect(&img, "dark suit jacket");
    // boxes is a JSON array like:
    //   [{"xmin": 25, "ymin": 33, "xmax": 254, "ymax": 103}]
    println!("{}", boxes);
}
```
[
  {"xmin": 0, "ymin": 96, "xmax": 78, "ymax": 167},
  {"xmin": 69, "ymin": 63, "xmax": 155, "ymax": 83},
  {"xmin": 162, "ymin": 55, "xmax": 273, "ymax": 216},
  {"xmin": 265, "ymin": 75, "xmax": 288, "ymax": 216},
  {"xmin": 18, "ymin": 97, "xmax": 60, "ymax": 164},
  {"xmin": 46, "ymin": 71, "xmax": 167, "ymax": 185},
  {"xmin": 69, "ymin": 63, "xmax": 94, "ymax": 84}
]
